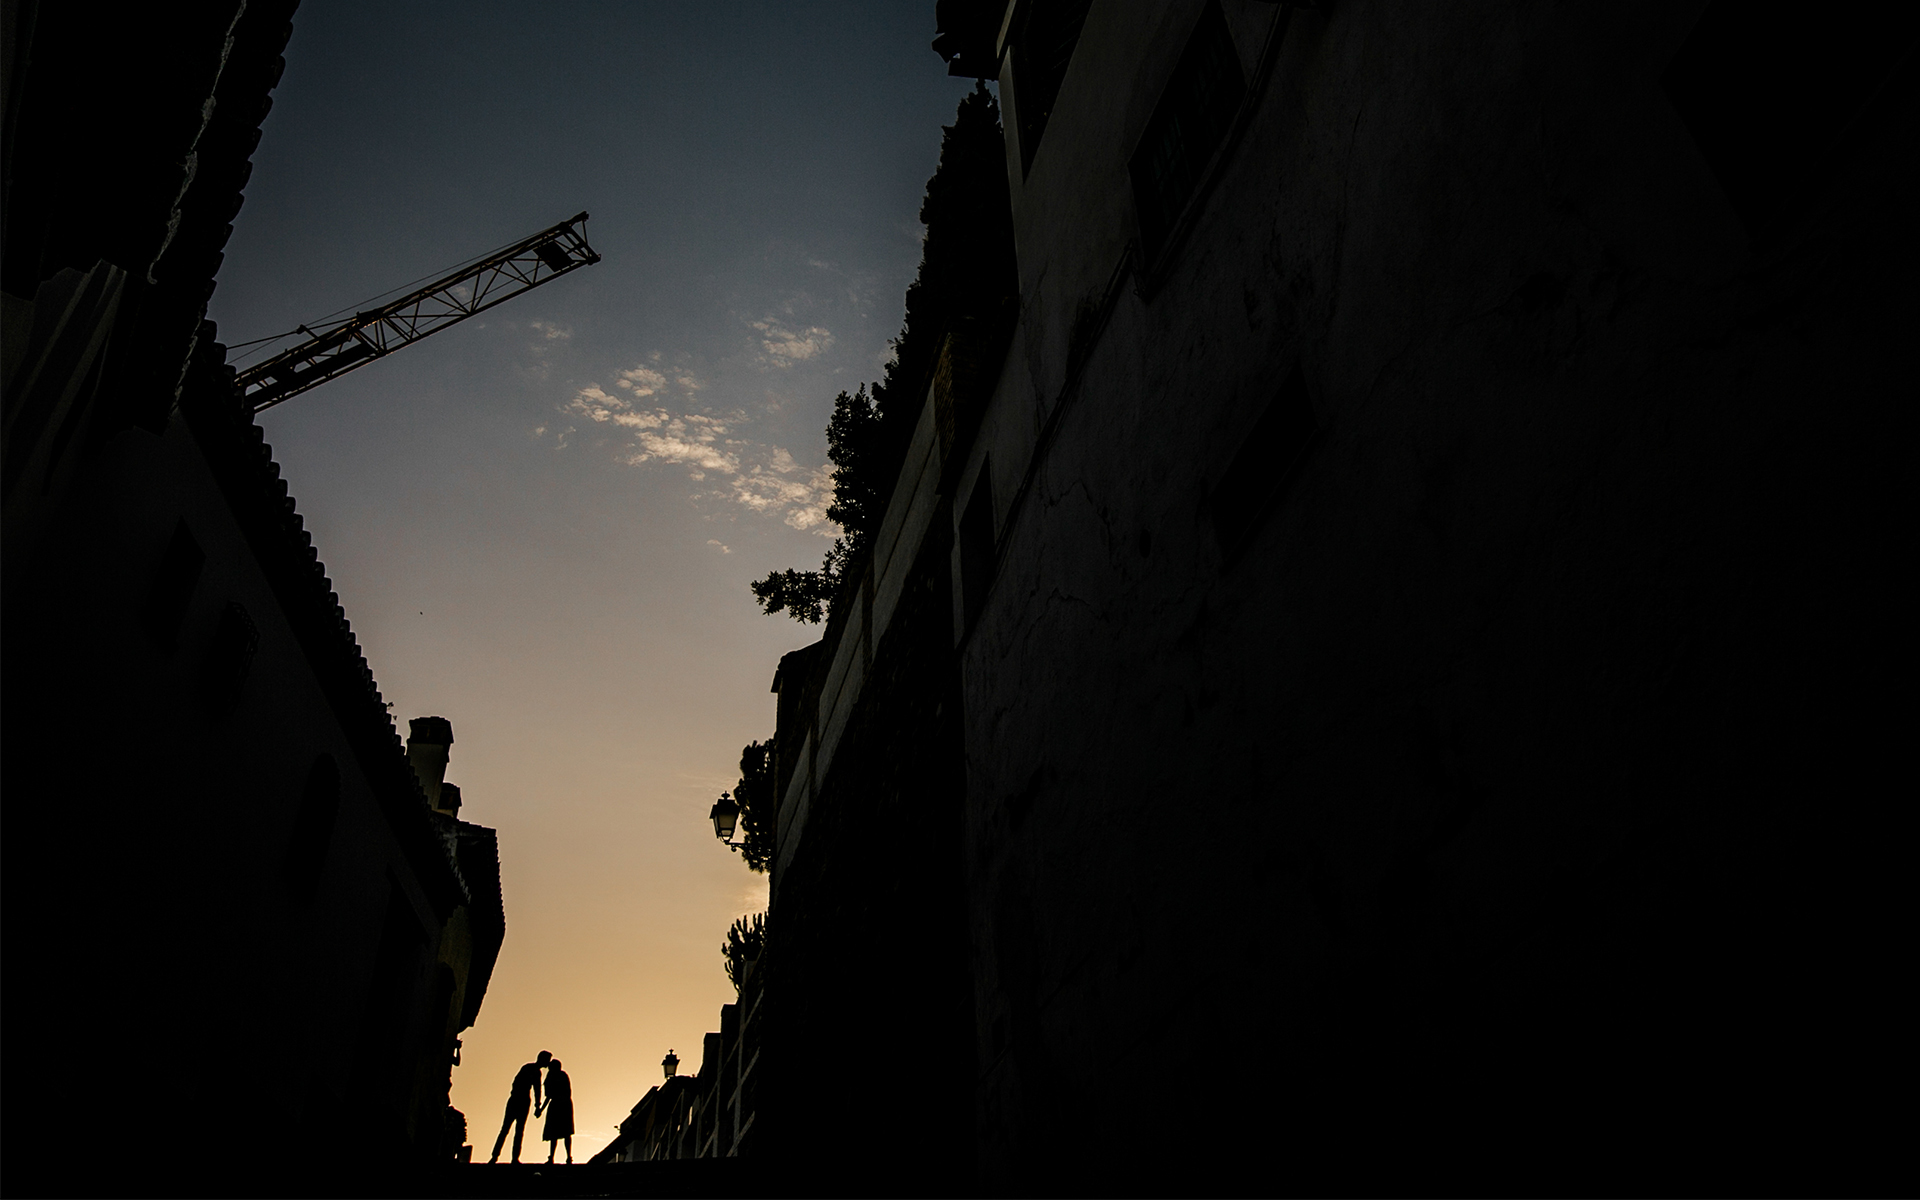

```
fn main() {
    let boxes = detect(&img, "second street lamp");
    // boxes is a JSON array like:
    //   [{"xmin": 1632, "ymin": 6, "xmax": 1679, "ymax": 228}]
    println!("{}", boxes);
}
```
[{"xmin": 709, "ymin": 793, "xmax": 740, "ymax": 846}]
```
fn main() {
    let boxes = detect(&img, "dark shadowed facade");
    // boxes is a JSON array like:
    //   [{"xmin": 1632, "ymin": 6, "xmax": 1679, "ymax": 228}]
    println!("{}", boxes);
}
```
[
  {"xmin": 3, "ymin": 1, "xmax": 505, "ymax": 1186},
  {"xmin": 759, "ymin": 0, "xmax": 1913, "ymax": 1191}
]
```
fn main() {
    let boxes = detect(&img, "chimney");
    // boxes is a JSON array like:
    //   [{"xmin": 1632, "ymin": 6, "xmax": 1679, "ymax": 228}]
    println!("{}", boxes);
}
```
[
  {"xmin": 439, "ymin": 782, "xmax": 463, "ymax": 817},
  {"xmin": 406, "ymin": 716, "xmax": 454, "ymax": 811}
]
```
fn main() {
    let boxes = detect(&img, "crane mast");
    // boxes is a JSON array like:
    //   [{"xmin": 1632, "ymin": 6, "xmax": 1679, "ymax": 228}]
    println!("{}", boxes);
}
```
[{"xmin": 234, "ymin": 212, "xmax": 601, "ymax": 413}]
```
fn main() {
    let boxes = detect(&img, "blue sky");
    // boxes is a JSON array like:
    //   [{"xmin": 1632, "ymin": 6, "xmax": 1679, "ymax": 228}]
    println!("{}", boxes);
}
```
[{"xmin": 208, "ymin": 0, "xmax": 979, "ymax": 1156}]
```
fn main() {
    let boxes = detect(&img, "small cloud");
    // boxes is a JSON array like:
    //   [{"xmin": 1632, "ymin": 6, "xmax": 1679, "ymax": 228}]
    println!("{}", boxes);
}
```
[
  {"xmin": 707, "ymin": 539, "xmax": 732, "ymax": 554},
  {"xmin": 615, "ymin": 365, "xmax": 668, "ymax": 395},
  {"xmin": 727, "ymin": 447, "xmax": 835, "ymax": 533},
  {"xmin": 530, "ymin": 319, "xmax": 572, "ymax": 341},
  {"xmin": 569, "ymin": 385, "xmax": 625, "ymax": 422},
  {"xmin": 749, "ymin": 318, "xmax": 834, "ymax": 368},
  {"xmin": 598, "ymin": 357, "xmax": 703, "ymax": 400},
  {"xmin": 625, "ymin": 411, "xmax": 739, "ymax": 478},
  {"xmin": 566, "ymin": 385, "xmax": 668, "ymax": 431}
]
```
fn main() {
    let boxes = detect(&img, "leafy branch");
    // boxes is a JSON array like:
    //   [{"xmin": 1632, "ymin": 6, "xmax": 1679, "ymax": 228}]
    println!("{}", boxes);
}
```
[{"xmin": 722, "ymin": 911, "xmax": 766, "ymax": 993}]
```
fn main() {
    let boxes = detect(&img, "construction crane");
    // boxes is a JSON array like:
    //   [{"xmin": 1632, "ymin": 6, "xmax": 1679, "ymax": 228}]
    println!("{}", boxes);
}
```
[{"xmin": 233, "ymin": 212, "xmax": 601, "ymax": 413}]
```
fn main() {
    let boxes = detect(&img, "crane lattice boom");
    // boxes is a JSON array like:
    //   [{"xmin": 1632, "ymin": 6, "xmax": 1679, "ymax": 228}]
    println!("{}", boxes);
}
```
[{"xmin": 235, "ymin": 212, "xmax": 600, "ymax": 412}]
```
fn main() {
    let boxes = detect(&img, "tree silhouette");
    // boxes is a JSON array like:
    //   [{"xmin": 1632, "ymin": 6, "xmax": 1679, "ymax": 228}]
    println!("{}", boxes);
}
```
[
  {"xmin": 746, "ymin": 379, "xmax": 879, "ymax": 624},
  {"xmin": 751, "ymin": 84, "xmax": 1014, "ymax": 624}
]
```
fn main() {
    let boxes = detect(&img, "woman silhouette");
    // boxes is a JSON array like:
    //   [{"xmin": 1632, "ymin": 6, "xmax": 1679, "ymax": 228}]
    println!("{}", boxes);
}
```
[{"xmin": 538, "ymin": 1058, "xmax": 574, "ymax": 1164}]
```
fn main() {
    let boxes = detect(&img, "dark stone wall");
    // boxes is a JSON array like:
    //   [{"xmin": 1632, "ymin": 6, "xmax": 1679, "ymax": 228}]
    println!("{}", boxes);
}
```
[{"xmin": 950, "ymin": 0, "xmax": 1914, "ymax": 1191}]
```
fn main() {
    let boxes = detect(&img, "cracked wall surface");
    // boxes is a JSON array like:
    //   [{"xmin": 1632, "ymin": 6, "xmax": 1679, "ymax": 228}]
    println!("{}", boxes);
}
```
[{"xmin": 943, "ymin": 0, "xmax": 1912, "ymax": 1189}]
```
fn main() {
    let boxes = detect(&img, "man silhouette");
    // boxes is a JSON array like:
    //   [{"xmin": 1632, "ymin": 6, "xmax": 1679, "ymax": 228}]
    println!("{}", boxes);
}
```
[{"xmin": 488, "ymin": 1050, "xmax": 550, "ymax": 1164}]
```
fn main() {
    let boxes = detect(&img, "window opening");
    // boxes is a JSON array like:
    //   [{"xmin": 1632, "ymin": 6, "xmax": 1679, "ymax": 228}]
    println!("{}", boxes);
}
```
[
  {"xmin": 1013, "ymin": 0, "xmax": 1096, "ymax": 176},
  {"xmin": 1129, "ymin": 1, "xmax": 1247, "ymax": 261}
]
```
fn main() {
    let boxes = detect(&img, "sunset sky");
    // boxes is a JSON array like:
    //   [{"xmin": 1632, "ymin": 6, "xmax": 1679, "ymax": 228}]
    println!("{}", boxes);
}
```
[{"xmin": 206, "ymin": 1, "xmax": 977, "ymax": 1159}]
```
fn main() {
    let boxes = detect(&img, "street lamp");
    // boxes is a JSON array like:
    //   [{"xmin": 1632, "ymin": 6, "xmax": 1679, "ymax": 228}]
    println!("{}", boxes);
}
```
[
  {"xmin": 662, "ymin": 1049, "xmax": 680, "ymax": 1079},
  {"xmin": 709, "ymin": 793, "xmax": 740, "ymax": 846}
]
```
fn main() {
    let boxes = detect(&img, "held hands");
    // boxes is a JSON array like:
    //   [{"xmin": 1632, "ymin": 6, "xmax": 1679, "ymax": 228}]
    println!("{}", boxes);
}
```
[{"xmin": 535, "ymin": 1101, "xmax": 546, "ymax": 1117}]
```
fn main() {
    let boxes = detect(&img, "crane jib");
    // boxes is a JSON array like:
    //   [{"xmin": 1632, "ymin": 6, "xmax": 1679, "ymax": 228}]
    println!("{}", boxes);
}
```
[{"xmin": 234, "ymin": 212, "xmax": 600, "ymax": 413}]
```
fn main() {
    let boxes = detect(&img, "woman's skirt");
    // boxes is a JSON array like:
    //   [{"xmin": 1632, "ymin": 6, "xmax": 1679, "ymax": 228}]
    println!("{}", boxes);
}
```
[{"xmin": 542, "ymin": 1098, "xmax": 574, "ymax": 1140}]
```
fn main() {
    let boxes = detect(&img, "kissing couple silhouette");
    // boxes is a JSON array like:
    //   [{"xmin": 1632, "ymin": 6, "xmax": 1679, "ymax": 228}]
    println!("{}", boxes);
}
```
[{"xmin": 488, "ymin": 1050, "xmax": 573, "ymax": 1164}]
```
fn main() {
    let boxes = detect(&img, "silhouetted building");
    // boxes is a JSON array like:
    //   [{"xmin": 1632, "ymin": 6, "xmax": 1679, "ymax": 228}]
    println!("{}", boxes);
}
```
[
  {"xmin": 405, "ymin": 717, "xmax": 510, "ymax": 1163},
  {"xmin": 593, "ymin": 960, "xmax": 762, "ymax": 1164},
  {"xmin": 759, "ymin": 0, "xmax": 1912, "ymax": 1191},
  {"xmin": 595, "ymin": 1074, "xmax": 697, "ymax": 1164},
  {"xmin": 3, "ymin": 0, "xmax": 507, "ymax": 1184}
]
